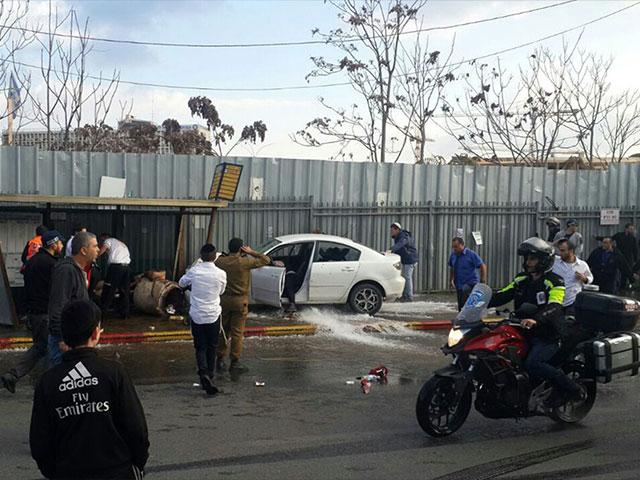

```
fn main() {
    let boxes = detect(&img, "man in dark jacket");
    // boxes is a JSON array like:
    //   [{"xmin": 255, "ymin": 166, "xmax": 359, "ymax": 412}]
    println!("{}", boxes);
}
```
[
  {"xmin": 48, "ymin": 232, "xmax": 100, "ymax": 366},
  {"xmin": 587, "ymin": 236, "xmax": 631, "ymax": 295},
  {"xmin": 30, "ymin": 300, "xmax": 149, "ymax": 479},
  {"xmin": 612, "ymin": 223, "xmax": 638, "ymax": 289},
  {"xmin": 390, "ymin": 222, "xmax": 418, "ymax": 302},
  {"xmin": 489, "ymin": 237, "xmax": 583, "ymax": 407},
  {"xmin": 2, "ymin": 231, "xmax": 64, "ymax": 393}
]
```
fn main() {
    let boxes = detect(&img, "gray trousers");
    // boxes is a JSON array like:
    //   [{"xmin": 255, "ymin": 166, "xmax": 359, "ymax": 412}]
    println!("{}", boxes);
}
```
[
  {"xmin": 401, "ymin": 263, "xmax": 416, "ymax": 300},
  {"xmin": 9, "ymin": 313, "xmax": 48, "ymax": 379}
]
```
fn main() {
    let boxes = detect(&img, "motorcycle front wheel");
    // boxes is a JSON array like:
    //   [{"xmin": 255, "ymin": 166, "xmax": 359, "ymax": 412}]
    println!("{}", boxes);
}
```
[
  {"xmin": 416, "ymin": 376, "xmax": 472, "ymax": 437},
  {"xmin": 550, "ymin": 362, "xmax": 597, "ymax": 424}
]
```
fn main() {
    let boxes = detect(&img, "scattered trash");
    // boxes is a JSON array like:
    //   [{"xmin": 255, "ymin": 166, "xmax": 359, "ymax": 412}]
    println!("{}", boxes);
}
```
[
  {"xmin": 255, "ymin": 381, "xmax": 266, "ymax": 387},
  {"xmin": 345, "ymin": 380, "xmax": 355, "ymax": 385},
  {"xmin": 361, "ymin": 378, "xmax": 372, "ymax": 394},
  {"xmin": 166, "ymin": 305, "xmax": 176, "ymax": 315},
  {"xmin": 168, "ymin": 315, "xmax": 184, "ymax": 322},
  {"xmin": 193, "ymin": 383, "xmax": 200, "ymax": 388},
  {"xmin": 356, "ymin": 365, "xmax": 389, "ymax": 394},
  {"xmin": 149, "ymin": 325, "xmax": 156, "ymax": 331}
]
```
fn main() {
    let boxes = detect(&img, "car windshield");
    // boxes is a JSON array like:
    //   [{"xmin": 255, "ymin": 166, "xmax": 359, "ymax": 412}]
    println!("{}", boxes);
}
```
[{"xmin": 256, "ymin": 239, "xmax": 281, "ymax": 254}]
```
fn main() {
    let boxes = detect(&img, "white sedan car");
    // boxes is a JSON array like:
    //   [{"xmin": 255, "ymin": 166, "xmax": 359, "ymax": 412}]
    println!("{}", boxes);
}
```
[{"xmin": 251, "ymin": 234, "xmax": 405, "ymax": 315}]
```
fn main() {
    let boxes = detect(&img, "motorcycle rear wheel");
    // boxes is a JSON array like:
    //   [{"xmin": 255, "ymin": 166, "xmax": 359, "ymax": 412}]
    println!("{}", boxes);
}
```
[
  {"xmin": 550, "ymin": 362, "xmax": 597, "ymax": 424},
  {"xmin": 416, "ymin": 376, "xmax": 472, "ymax": 437}
]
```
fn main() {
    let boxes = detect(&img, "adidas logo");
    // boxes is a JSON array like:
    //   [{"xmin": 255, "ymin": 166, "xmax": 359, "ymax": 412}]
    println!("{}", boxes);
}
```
[{"xmin": 58, "ymin": 362, "xmax": 99, "ymax": 392}]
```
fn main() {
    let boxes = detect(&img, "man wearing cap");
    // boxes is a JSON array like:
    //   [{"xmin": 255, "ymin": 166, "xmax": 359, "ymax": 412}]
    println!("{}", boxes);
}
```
[
  {"xmin": 30, "ymin": 300, "xmax": 149, "ymax": 480},
  {"xmin": 48, "ymin": 231, "xmax": 100, "ymax": 366},
  {"xmin": 1, "ymin": 231, "xmax": 64, "ymax": 393},
  {"xmin": 545, "ymin": 217, "xmax": 561, "ymax": 243},
  {"xmin": 553, "ymin": 219, "xmax": 584, "ymax": 257},
  {"xmin": 390, "ymin": 222, "xmax": 419, "ymax": 302}
]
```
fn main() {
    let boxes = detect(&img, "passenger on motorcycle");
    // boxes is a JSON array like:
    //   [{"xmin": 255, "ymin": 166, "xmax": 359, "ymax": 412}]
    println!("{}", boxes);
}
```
[{"xmin": 488, "ymin": 237, "xmax": 584, "ymax": 407}]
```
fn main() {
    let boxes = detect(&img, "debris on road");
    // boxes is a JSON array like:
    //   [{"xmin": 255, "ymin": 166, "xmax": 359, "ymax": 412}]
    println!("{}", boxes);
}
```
[
  {"xmin": 255, "ymin": 381, "xmax": 266, "ymax": 387},
  {"xmin": 357, "ymin": 365, "xmax": 389, "ymax": 394}
]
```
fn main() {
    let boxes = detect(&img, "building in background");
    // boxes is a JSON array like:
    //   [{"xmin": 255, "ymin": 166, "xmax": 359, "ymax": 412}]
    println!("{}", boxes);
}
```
[{"xmin": 2, "ymin": 116, "xmax": 210, "ymax": 155}]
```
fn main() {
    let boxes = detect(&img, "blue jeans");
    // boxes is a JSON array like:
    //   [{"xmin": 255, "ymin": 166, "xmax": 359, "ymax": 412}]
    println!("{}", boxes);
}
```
[
  {"xmin": 524, "ymin": 337, "xmax": 577, "ymax": 392},
  {"xmin": 401, "ymin": 263, "xmax": 416, "ymax": 300},
  {"xmin": 48, "ymin": 335, "xmax": 65, "ymax": 367}
]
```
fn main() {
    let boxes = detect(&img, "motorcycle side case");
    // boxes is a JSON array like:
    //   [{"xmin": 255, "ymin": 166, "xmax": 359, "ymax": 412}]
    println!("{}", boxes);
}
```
[
  {"xmin": 592, "ymin": 332, "xmax": 640, "ymax": 383},
  {"xmin": 575, "ymin": 292, "xmax": 640, "ymax": 333}
]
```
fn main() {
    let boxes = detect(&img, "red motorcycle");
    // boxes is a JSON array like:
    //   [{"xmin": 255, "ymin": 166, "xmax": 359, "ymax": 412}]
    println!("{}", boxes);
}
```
[{"xmin": 416, "ymin": 284, "xmax": 640, "ymax": 437}]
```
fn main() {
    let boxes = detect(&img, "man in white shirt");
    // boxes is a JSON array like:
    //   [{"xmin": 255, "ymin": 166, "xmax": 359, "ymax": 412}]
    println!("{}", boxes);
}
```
[
  {"xmin": 552, "ymin": 238, "xmax": 593, "ymax": 312},
  {"xmin": 179, "ymin": 244, "xmax": 227, "ymax": 395},
  {"xmin": 65, "ymin": 224, "xmax": 87, "ymax": 257},
  {"xmin": 98, "ymin": 234, "xmax": 132, "ymax": 319}
]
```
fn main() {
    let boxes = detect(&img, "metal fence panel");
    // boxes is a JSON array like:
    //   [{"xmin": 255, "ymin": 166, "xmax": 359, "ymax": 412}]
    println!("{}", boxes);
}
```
[{"xmin": 3, "ymin": 146, "xmax": 640, "ymax": 207}]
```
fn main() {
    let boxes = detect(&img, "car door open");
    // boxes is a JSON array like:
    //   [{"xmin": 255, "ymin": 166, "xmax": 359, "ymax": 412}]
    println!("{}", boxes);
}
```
[{"xmin": 251, "ymin": 266, "xmax": 285, "ymax": 307}]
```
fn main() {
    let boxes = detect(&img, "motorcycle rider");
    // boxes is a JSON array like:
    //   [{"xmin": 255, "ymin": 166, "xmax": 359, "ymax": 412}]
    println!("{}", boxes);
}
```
[{"xmin": 489, "ymin": 237, "xmax": 584, "ymax": 407}]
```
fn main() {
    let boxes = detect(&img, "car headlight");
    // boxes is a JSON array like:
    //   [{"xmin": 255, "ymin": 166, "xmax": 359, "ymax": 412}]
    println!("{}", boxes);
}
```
[
  {"xmin": 394, "ymin": 262, "xmax": 401, "ymax": 271},
  {"xmin": 447, "ymin": 328, "xmax": 465, "ymax": 347}
]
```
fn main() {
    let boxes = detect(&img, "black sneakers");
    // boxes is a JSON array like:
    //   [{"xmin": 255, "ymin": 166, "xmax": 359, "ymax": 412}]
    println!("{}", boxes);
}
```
[
  {"xmin": 199, "ymin": 375, "xmax": 219, "ymax": 396},
  {"xmin": 1, "ymin": 373, "xmax": 17, "ymax": 394}
]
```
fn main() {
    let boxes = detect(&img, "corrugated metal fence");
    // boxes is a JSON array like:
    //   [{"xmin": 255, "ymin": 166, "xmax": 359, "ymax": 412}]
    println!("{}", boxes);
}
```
[
  {"xmin": 183, "ymin": 200, "xmax": 640, "ymax": 292},
  {"xmin": 2, "ymin": 146, "xmax": 640, "ymax": 207}
]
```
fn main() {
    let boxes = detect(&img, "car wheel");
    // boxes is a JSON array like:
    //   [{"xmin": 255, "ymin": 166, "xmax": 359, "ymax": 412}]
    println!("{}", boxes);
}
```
[{"xmin": 348, "ymin": 283, "xmax": 383, "ymax": 316}]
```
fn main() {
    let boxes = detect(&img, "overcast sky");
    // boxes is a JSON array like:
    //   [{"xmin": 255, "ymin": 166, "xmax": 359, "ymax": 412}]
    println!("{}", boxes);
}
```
[{"xmin": 16, "ymin": 0, "xmax": 640, "ymax": 161}]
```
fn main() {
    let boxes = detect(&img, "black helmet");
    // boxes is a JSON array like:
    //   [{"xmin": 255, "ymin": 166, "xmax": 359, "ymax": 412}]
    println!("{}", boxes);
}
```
[{"xmin": 517, "ymin": 237, "xmax": 555, "ymax": 273}]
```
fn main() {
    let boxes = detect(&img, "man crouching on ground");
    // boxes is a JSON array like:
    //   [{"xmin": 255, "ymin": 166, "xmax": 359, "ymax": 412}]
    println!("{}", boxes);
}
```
[
  {"xmin": 179, "ymin": 243, "xmax": 227, "ymax": 395},
  {"xmin": 30, "ymin": 300, "xmax": 149, "ymax": 479}
]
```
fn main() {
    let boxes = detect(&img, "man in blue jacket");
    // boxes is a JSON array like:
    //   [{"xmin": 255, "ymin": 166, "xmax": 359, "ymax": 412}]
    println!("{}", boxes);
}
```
[{"xmin": 390, "ymin": 222, "xmax": 418, "ymax": 302}]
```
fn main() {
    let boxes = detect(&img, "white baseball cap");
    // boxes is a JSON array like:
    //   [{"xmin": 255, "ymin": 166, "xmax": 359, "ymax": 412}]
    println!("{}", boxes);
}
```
[{"xmin": 391, "ymin": 222, "xmax": 402, "ymax": 230}]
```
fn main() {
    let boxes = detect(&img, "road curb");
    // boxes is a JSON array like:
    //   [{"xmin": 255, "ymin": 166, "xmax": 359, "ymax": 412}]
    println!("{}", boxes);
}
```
[{"xmin": 0, "ymin": 321, "xmax": 452, "ymax": 350}]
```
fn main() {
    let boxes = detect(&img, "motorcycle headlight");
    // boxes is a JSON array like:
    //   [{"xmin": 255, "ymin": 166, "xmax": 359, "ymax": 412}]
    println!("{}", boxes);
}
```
[{"xmin": 447, "ymin": 328, "xmax": 465, "ymax": 347}]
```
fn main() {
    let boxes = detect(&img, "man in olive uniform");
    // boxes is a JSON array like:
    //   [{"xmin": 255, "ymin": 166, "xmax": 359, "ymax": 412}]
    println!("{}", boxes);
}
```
[{"xmin": 215, "ymin": 238, "xmax": 271, "ymax": 373}]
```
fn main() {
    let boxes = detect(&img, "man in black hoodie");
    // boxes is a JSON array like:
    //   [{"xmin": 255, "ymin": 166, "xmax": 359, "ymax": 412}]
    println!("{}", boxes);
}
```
[
  {"xmin": 48, "ymin": 232, "xmax": 100, "ymax": 366},
  {"xmin": 30, "ymin": 300, "xmax": 149, "ymax": 479},
  {"xmin": 2, "ymin": 231, "xmax": 64, "ymax": 393}
]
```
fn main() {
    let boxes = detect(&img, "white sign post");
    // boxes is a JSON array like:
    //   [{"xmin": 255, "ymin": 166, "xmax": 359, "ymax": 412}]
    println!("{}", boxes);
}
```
[{"xmin": 600, "ymin": 208, "xmax": 620, "ymax": 226}]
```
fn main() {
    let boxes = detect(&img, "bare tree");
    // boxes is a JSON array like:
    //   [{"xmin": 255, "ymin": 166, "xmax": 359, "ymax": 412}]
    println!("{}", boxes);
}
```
[
  {"xmin": 0, "ymin": 1, "xmax": 35, "ymax": 125},
  {"xmin": 441, "ymin": 42, "xmax": 580, "ymax": 166},
  {"xmin": 24, "ymin": 1, "xmax": 120, "ymax": 150},
  {"xmin": 294, "ymin": 0, "xmax": 423, "ymax": 163},
  {"xmin": 600, "ymin": 89, "xmax": 640, "ymax": 162},
  {"xmin": 562, "ymin": 50, "xmax": 616, "ymax": 166},
  {"xmin": 394, "ymin": 32, "xmax": 455, "ymax": 164}
]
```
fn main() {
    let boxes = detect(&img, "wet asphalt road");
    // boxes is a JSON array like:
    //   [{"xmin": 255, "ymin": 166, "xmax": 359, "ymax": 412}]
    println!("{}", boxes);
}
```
[{"xmin": 1, "ymin": 305, "xmax": 640, "ymax": 480}]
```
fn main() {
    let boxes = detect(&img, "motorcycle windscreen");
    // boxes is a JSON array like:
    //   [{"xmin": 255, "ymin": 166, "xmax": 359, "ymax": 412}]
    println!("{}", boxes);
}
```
[{"xmin": 454, "ymin": 283, "xmax": 492, "ymax": 328}]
